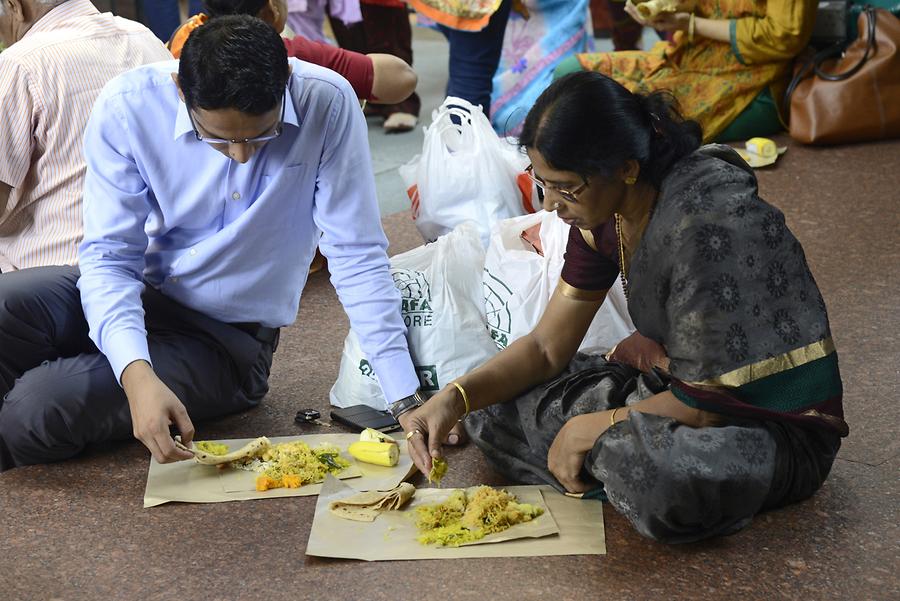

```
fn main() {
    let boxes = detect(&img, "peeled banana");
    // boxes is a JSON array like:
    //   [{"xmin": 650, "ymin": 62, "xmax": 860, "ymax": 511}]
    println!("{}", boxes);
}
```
[
  {"xmin": 348, "ymin": 440, "xmax": 400, "ymax": 467},
  {"xmin": 359, "ymin": 428, "xmax": 397, "ymax": 444}
]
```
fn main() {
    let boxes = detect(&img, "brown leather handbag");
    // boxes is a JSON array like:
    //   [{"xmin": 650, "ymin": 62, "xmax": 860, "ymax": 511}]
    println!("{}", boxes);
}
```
[{"xmin": 787, "ymin": 8, "xmax": 900, "ymax": 145}]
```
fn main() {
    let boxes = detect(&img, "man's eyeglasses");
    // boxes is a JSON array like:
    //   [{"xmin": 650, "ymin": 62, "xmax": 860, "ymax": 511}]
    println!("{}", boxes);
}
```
[
  {"xmin": 187, "ymin": 89, "xmax": 287, "ymax": 146},
  {"xmin": 525, "ymin": 164, "xmax": 589, "ymax": 204}
]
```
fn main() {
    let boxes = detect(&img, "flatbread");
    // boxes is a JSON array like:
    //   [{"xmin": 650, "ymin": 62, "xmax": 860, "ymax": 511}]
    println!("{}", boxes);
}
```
[
  {"xmin": 177, "ymin": 437, "xmax": 272, "ymax": 465},
  {"xmin": 329, "ymin": 482, "xmax": 416, "ymax": 522}
]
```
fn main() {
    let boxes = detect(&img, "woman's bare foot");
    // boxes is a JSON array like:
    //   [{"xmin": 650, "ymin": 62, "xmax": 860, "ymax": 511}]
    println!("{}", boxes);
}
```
[{"xmin": 383, "ymin": 112, "xmax": 417, "ymax": 133}]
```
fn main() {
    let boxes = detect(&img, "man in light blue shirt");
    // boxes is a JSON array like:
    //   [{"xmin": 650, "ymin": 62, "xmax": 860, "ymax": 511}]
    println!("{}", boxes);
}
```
[{"xmin": 0, "ymin": 15, "xmax": 421, "ymax": 469}]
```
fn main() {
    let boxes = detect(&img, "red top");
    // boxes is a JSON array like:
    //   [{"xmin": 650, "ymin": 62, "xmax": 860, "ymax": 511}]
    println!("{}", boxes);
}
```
[
  {"xmin": 283, "ymin": 35, "xmax": 375, "ymax": 101},
  {"xmin": 560, "ymin": 219, "xmax": 620, "ymax": 292}
]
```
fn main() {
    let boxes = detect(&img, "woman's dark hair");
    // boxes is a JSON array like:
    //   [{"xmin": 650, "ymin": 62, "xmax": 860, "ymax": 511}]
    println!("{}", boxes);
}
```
[
  {"xmin": 519, "ymin": 71, "xmax": 702, "ymax": 188},
  {"xmin": 203, "ymin": 0, "xmax": 268, "ymax": 17},
  {"xmin": 179, "ymin": 15, "xmax": 289, "ymax": 114}
]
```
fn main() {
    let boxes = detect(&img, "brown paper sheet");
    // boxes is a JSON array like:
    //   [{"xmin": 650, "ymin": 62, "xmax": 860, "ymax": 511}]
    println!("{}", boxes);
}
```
[
  {"xmin": 306, "ymin": 475, "xmax": 606, "ymax": 561},
  {"xmin": 143, "ymin": 433, "xmax": 416, "ymax": 508}
]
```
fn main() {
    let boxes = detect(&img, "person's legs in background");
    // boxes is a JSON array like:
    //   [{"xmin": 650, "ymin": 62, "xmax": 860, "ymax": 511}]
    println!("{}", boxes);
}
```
[
  {"xmin": 331, "ymin": 2, "xmax": 421, "ymax": 133},
  {"xmin": 605, "ymin": 0, "xmax": 643, "ymax": 50},
  {"xmin": 139, "ymin": 0, "xmax": 205, "ymax": 42},
  {"xmin": 438, "ymin": 0, "xmax": 512, "ymax": 119}
]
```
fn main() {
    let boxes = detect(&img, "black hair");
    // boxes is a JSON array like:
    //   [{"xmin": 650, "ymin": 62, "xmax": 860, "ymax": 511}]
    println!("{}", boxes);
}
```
[
  {"xmin": 203, "ymin": 0, "xmax": 268, "ymax": 17},
  {"xmin": 518, "ymin": 71, "xmax": 702, "ymax": 189},
  {"xmin": 178, "ymin": 14, "xmax": 288, "ymax": 114}
]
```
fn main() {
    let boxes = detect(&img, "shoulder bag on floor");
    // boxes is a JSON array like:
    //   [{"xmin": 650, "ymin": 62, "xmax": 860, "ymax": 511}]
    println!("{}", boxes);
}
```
[{"xmin": 786, "ymin": 7, "xmax": 900, "ymax": 145}]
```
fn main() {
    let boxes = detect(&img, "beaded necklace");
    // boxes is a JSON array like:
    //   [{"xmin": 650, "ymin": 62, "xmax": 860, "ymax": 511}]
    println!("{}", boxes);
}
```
[{"xmin": 614, "ymin": 213, "xmax": 629, "ymax": 300}]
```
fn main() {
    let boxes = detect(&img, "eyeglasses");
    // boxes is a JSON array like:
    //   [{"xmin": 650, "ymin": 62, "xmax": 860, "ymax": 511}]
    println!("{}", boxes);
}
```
[
  {"xmin": 525, "ymin": 164, "xmax": 589, "ymax": 204},
  {"xmin": 187, "ymin": 89, "xmax": 286, "ymax": 146}
]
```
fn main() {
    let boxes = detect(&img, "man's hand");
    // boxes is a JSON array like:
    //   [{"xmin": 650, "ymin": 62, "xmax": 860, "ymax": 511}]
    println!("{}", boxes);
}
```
[
  {"xmin": 547, "ymin": 413, "xmax": 607, "ymax": 493},
  {"xmin": 607, "ymin": 331, "xmax": 670, "ymax": 373},
  {"xmin": 121, "ymin": 360, "xmax": 195, "ymax": 463}
]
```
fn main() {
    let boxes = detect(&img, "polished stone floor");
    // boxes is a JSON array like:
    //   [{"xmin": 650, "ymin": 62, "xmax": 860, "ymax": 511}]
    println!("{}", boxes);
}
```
[{"xmin": 2, "ymin": 18, "xmax": 898, "ymax": 601}]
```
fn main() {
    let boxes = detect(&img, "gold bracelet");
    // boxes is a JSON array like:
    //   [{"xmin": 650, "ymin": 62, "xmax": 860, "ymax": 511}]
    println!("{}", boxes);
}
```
[
  {"xmin": 452, "ymin": 381, "xmax": 471, "ymax": 418},
  {"xmin": 688, "ymin": 12, "xmax": 696, "ymax": 44},
  {"xmin": 609, "ymin": 407, "xmax": 620, "ymax": 427}
]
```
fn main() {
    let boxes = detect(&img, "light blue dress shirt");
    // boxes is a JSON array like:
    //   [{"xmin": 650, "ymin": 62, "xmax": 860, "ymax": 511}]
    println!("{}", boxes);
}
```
[{"xmin": 78, "ymin": 58, "xmax": 419, "ymax": 403}]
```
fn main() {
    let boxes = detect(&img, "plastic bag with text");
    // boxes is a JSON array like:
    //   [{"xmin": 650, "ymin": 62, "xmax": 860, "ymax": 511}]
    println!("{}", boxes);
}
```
[
  {"xmin": 483, "ymin": 211, "xmax": 635, "ymax": 353},
  {"xmin": 330, "ymin": 222, "xmax": 499, "ymax": 410}
]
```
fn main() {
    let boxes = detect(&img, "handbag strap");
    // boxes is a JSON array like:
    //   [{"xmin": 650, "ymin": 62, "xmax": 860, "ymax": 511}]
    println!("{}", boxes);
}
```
[
  {"xmin": 814, "ymin": 6, "xmax": 878, "ymax": 81},
  {"xmin": 783, "ymin": 6, "xmax": 878, "ymax": 115}
]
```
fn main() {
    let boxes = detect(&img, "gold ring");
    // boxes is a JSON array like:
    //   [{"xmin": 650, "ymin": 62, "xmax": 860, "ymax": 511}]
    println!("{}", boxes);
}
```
[{"xmin": 405, "ymin": 429, "xmax": 421, "ymax": 440}]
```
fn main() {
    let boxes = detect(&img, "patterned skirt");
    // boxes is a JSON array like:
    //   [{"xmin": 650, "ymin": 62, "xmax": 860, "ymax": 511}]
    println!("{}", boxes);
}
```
[{"xmin": 464, "ymin": 353, "xmax": 841, "ymax": 543}]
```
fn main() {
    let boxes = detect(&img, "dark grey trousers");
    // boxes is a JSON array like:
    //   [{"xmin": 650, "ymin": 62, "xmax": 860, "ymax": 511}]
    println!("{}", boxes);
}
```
[
  {"xmin": 0, "ymin": 266, "xmax": 276, "ymax": 471},
  {"xmin": 465, "ymin": 353, "xmax": 841, "ymax": 544}
]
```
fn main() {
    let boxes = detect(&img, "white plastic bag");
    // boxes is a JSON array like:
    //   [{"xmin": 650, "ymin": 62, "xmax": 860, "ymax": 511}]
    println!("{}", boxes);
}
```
[
  {"xmin": 330, "ymin": 222, "xmax": 499, "ymax": 410},
  {"xmin": 399, "ymin": 97, "xmax": 529, "ymax": 247},
  {"xmin": 483, "ymin": 211, "xmax": 635, "ymax": 353}
]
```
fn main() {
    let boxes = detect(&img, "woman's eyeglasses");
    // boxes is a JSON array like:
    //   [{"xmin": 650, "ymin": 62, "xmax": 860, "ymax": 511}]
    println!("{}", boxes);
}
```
[{"xmin": 525, "ymin": 164, "xmax": 589, "ymax": 204}]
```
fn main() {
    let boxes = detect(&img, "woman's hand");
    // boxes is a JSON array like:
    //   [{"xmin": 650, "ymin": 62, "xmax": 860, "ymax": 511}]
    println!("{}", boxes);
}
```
[
  {"xmin": 624, "ymin": 1, "xmax": 691, "ymax": 32},
  {"xmin": 607, "ymin": 331, "xmax": 670, "ymax": 373},
  {"xmin": 398, "ymin": 386, "xmax": 465, "ymax": 475},
  {"xmin": 547, "ymin": 412, "xmax": 609, "ymax": 493}
]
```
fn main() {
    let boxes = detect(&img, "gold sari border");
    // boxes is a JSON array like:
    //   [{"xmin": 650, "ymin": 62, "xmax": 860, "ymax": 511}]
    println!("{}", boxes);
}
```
[
  {"xmin": 557, "ymin": 278, "xmax": 608, "ymax": 302},
  {"xmin": 690, "ymin": 337, "xmax": 836, "ymax": 388},
  {"xmin": 578, "ymin": 228, "xmax": 598, "ymax": 251}
]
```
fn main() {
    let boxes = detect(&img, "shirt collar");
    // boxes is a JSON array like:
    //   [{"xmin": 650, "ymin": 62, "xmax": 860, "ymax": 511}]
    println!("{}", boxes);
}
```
[
  {"xmin": 23, "ymin": 0, "xmax": 100, "ymax": 40},
  {"xmin": 172, "ymin": 80, "xmax": 301, "ymax": 141}
]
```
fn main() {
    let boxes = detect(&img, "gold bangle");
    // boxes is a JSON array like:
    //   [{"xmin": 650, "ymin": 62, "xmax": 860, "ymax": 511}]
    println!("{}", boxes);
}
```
[
  {"xmin": 452, "ymin": 381, "xmax": 470, "ymax": 418},
  {"xmin": 609, "ymin": 407, "xmax": 620, "ymax": 427},
  {"xmin": 688, "ymin": 12, "xmax": 696, "ymax": 44}
]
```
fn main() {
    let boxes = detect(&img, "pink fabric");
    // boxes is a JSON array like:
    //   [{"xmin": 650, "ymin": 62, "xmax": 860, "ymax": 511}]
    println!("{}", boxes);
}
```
[
  {"xmin": 0, "ymin": 0, "xmax": 170, "ymax": 271},
  {"xmin": 287, "ymin": 0, "xmax": 362, "ymax": 43}
]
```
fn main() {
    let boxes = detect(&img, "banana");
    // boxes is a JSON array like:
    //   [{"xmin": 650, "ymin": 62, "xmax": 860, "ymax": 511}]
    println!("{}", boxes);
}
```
[
  {"xmin": 348, "ymin": 440, "xmax": 400, "ymax": 467},
  {"xmin": 359, "ymin": 427, "xmax": 397, "ymax": 444}
]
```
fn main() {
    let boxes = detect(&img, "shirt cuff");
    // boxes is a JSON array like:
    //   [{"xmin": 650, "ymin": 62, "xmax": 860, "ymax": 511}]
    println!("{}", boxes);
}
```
[
  {"xmin": 730, "ymin": 19, "xmax": 747, "ymax": 65},
  {"xmin": 105, "ymin": 329, "xmax": 153, "ymax": 385},
  {"xmin": 371, "ymin": 351, "xmax": 419, "ymax": 406}
]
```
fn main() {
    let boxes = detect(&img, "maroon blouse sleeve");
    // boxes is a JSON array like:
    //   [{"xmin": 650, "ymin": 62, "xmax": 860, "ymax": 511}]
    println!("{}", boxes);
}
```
[
  {"xmin": 559, "ymin": 221, "xmax": 619, "ymax": 299},
  {"xmin": 283, "ymin": 36, "xmax": 375, "ymax": 101}
]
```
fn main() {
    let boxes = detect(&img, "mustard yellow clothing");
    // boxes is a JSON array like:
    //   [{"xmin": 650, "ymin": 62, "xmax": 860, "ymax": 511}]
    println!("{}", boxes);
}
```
[{"xmin": 576, "ymin": 0, "xmax": 816, "ymax": 141}]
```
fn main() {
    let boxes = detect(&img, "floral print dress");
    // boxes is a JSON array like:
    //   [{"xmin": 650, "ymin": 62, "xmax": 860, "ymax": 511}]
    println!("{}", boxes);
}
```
[{"xmin": 575, "ymin": 0, "xmax": 817, "ymax": 140}]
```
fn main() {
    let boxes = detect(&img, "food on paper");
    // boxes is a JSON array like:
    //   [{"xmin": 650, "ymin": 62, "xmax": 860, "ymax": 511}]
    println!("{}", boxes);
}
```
[
  {"xmin": 256, "ymin": 474, "xmax": 303, "ymax": 491},
  {"xmin": 195, "ymin": 441, "xmax": 230, "ymax": 456},
  {"xmin": 415, "ymin": 486, "xmax": 544, "ymax": 547},
  {"xmin": 188, "ymin": 437, "xmax": 272, "ymax": 465},
  {"xmin": 329, "ymin": 482, "xmax": 416, "ymax": 522},
  {"xmin": 234, "ymin": 440, "xmax": 350, "ymax": 485},
  {"xmin": 428, "ymin": 457, "xmax": 448, "ymax": 485}
]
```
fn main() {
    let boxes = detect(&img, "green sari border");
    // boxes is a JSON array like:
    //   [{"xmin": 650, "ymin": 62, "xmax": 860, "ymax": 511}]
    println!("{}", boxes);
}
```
[
  {"xmin": 688, "ymin": 337, "xmax": 836, "ymax": 388},
  {"xmin": 675, "ymin": 352, "xmax": 843, "ymax": 414}
]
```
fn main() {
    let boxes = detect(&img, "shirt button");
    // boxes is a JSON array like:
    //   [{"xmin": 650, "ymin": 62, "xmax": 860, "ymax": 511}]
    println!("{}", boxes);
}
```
[
  {"xmin": 189, "ymin": 248, "xmax": 197, "ymax": 256},
  {"xmin": 232, "ymin": 192, "xmax": 241, "ymax": 200},
  {"xmin": 170, "ymin": 277, "xmax": 179, "ymax": 283}
]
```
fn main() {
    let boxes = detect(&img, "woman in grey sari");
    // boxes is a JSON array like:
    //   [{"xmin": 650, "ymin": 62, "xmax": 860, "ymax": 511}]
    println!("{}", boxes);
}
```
[{"xmin": 397, "ymin": 71, "xmax": 847, "ymax": 544}]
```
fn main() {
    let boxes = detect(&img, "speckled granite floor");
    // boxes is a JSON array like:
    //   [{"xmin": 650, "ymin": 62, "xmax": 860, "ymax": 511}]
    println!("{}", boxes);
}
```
[{"xmin": 2, "ymin": 136, "xmax": 898, "ymax": 600}]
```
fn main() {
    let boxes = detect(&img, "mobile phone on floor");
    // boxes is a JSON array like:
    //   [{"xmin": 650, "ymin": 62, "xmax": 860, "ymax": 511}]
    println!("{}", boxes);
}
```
[{"xmin": 329, "ymin": 404, "xmax": 402, "ymax": 433}]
